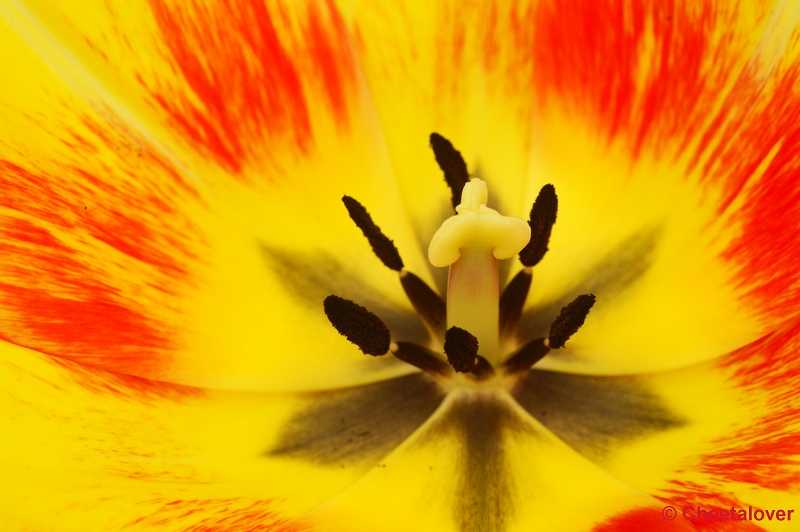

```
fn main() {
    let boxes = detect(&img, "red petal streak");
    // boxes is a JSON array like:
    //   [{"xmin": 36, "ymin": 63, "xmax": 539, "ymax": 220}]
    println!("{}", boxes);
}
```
[
  {"xmin": 147, "ymin": 0, "xmax": 355, "ymax": 175},
  {"xmin": 125, "ymin": 499, "xmax": 311, "ymax": 532},
  {"xmin": 715, "ymin": 65, "xmax": 800, "ymax": 326},
  {"xmin": 702, "ymin": 321, "xmax": 800, "ymax": 491},
  {"xmin": 533, "ymin": 0, "xmax": 800, "ymax": 325},
  {"xmin": 592, "ymin": 507, "xmax": 697, "ymax": 532},
  {"xmin": 492, "ymin": 2, "xmax": 536, "ymax": 88},
  {"xmin": 533, "ymin": 0, "xmax": 741, "ymax": 157},
  {"xmin": 0, "ymin": 116, "xmax": 203, "ymax": 377},
  {"xmin": 652, "ymin": 321, "xmax": 800, "ymax": 528},
  {"xmin": 43, "ymin": 353, "xmax": 203, "ymax": 401},
  {"xmin": 656, "ymin": 484, "xmax": 766, "ymax": 532}
]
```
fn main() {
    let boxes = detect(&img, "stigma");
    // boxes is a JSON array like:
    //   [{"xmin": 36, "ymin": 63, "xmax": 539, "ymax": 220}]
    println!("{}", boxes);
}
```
[{"xmin": 428, "ymin": 179, "xmax": 530, "ymax": 364}]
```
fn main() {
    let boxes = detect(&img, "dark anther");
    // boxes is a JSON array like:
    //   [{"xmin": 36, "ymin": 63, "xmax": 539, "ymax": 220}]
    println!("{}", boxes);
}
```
[
  {"xmin": 400, "ymin": 271, "xmax": 446, "ymax": 338},
  {"xmin": 391, "ymin": 342, "xmax": 453, "ymax": 377},
  {"xmin": 519, "ymin": 184, "xmax": 558, "ymax": 267},
  {"xmin": 443, "ymin": 326, "xmax": 479, "ymax": 373},
  {"xmin": 501, "ymin": 338, "xmax": 550, "ymax": 374},
  {"xmin": 471, "ymin": 355, "xmax": 495, "ymax": 380},
  {"xmin": 430, "ymin": 133, "xmax": 470, "ymax": 209},
  {"xmin": 342, "ymin": 196, "xmax": 404, "ymax": 271},
  {"xmin": 323, "ymin": 295, "xmax": 391, "ymax": 356},
  {"xmin": 548, "ymin": 294, "xmax": 596, "ymax": 349},
  {"xmin": 499, "ymin": 267, "xmax": 533, "ymax": 338}
]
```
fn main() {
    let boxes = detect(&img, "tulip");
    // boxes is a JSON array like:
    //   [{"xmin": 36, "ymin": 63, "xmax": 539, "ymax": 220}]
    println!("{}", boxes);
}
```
[{"xmin": 1, "ymin": 0, "xmax": 799, "ymax": 530}]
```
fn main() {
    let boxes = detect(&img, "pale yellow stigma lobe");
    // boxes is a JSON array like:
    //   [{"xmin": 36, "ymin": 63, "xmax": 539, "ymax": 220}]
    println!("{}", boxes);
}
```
[{"xmin": 428, "ymin": 179, "xmax": 531, "ymax": 266}]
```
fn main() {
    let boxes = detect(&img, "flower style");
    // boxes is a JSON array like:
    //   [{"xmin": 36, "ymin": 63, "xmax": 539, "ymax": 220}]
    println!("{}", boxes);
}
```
[{"xmin": 2, "ymin": 0, "xmax": 800, "ymax": 530}]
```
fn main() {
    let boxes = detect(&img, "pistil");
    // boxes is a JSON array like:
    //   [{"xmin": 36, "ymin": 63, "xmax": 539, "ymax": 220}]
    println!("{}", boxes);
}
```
[{"xmin": 428, "ymin": 179, "xmax": 530, "ymax": 364}]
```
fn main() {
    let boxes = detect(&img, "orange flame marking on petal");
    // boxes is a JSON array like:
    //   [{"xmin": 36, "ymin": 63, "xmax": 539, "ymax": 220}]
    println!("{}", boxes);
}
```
[
  {"xmin": 592, "ymin": 506, "xmax": 697, "ymax": 532},
  {"xmin": 482, "ymin": 1, "xmax": 536, "ymax": 85},
  {"xmin": 656, "ymin": 483, "xmax": 765, "ymax": 532},
  {"xmin": 0, "ymin": 211, "xmax": 174, "ymax": 374},
  {"xmin": 305, "ymin": 0, "xmax": 355, "ymax": 129},
  {"xmin": 702, "ymin": 321, "xmax": 800, "ymax": 492},
  {"xmin": 533, "ymin": 0, "xmax": 800, "ymax": 326},
  {"xmin": 45, "ymin": 355, "xmax": 203, "ymax": 400},
  {"xmin": 0, "ymin": 112, "xmax": 203, "ymax": 377},
  {"xmin": 146, "ymin": 0, "xmax": 355, "ymax": 175},
  {"xmin": 532, "ymin": 0, "xmax": 746, "ymax": 158},
  {"xmin": 715, "ymin": 68, "xmax": 800, "ymax": 325},
  {"xmin": 125, "ymin": 499, "xmax": 311, "ymax": 532}
]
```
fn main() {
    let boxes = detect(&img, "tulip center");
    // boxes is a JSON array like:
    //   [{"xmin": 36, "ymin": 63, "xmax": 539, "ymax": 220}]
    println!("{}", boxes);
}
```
[
  {"xmin": 324, "ymin": 134, "xmax": 595, "ymax": 384},
  {"xmin": 428, "ymin": 179, "xmax": 530, "ymax": 365}
]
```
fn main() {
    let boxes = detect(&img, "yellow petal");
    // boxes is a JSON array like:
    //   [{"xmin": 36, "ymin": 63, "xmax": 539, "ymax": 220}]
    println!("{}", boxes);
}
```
[
  {"xmin": 1, "ymin": 340, "xmax": 445, "ymax": 529},
  {"xmin": 339, "ymin": 0, "xmax": 800, "ymax": 374},
  {"xmin": 298, "ymin": 389, "xmax": 692, "ymax": 531},
  {"xmin": 0, "ymin": 0, "xmax": 438, "ymax": 390},
  {"xmin": 514, "ymin": 318, "xmax": 800, "ymax": 526},
  {"xmin": 513, "ymin": 0, "xmax": 800, "ymax": 374},
  {"xmin": 341, "ymin": 0, "xmax": 541, "ymax": 260}
]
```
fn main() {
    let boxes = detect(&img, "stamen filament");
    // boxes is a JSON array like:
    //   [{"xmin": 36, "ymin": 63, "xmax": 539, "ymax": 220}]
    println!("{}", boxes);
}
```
[
  {"xmin": 391, "ymin": 342, "xmax": 453, "ymax": 377},
  {"xmin": 499, "ymin": 266, "xmax": 533, "ymax": 340},
  {"xmin": 471, "ymin": 355, "xmax": 495, "ymax": 380},
  {"xmin": 399, "ymin": 270, "xmax": 446, "ymax": 341},
  {"xmin": 501, "ymin": 337, "xmax": 550, "ymax": 374}
]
